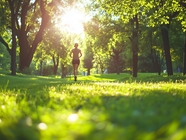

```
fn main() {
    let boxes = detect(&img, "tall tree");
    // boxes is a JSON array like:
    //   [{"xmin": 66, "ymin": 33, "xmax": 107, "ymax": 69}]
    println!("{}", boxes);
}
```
[
  {"xmin": 146, "ymin": 0, "xmax": 186, "ymax": 75},
  {"xmin": 139, "ymin": 27, "xmax": 165, "ymax": 74},
  {"xmin": 183, "ymin": 35, "xmax": 186, "ymax": 75},
  {"xmin": 94, "ymin": 0, "xmax": 186, "ymax": 76},
  {"xmin": 0, "ymin": 1, "xmax": 16, "ymax": 74},
  {"xmin": 108, "ymin": 33, "xmax": 125, "ymax": 75},
  {"xmin": 8, "ymin": 0, "xmax": 17, "ymax": 75},
  {"xmin": 95, "ymin": 0, "xmax": 143, "ymax": 77},
  {"xmin": 43, "ymin": 26, "xmax": 62, "ymax": 75},
  {"xmin": 0, "ymin": 42, "xmax": 10, "ymax": 69},
  {"xmin": 84, "ymin": 15, "xmax": 112, "ymax": 74},
  {"xmin": 129, "ymin": 15, "xmax": 139, "ymax": 77},
  {"xmin": 17, "ymin": 0, "xmax": 52, "ymax": 71},
  {"xmin": 179, "ymin": 1, "xmax": 186, "ymax": 75},
  {"xmin": 83, "ymin": 41, "xmax": 94, "ymax": 75},
  {"xmin": 0, "ymin": 0, "xmax": 58, "ymax": 72},
  {"xmin": 161, "ymin": 24, "xmax": 173, "ymax": 75}
]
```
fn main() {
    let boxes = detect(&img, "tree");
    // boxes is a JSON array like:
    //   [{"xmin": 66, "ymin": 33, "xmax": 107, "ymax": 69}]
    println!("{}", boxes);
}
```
[
  {"xmin": 60, "ymin": 44, "xmax": 69, "ymax": 78},
  {"xmin": 150, "ymin": 47, "xmax": 165, "ymax": 75},
  {"xmin": 161, "ymin": 24, "xmax": 173, "ymax": 75},
  {"xmin": 92, "ymin": 0, "xmax": 143, "ymax": 77},
  {"xmin": 94, "ymin": 0, "xmax": 186, "ymax": 77},
  {"xmin": 33, "ymin": 43, "xmax": 48, "ymax": 75},
  {"xmin": 108, "ymin": 33, "xmax": 125, "ymax": 74},
  {"xmin": 138, "ymin": 27, "xmax": 165, "ymax": 74},
  {"xmin": 129, "ymin": 15, "xmax": 139, "ymax": 77},
  {"xmin": 43, "ymin": 26, "xmax": 62, "ymax": 75},
  {"xmin": 83, "ymin": 41, "xmax": 94, "ymax": 75},
  {"xmin": 179, "ymin": 1, "xmax": 186, "ymax": 75},
  {"xmin": 84, "ymin": 15, "xmax": 111, "ymax": 74},
  {"xmin": 0, "ymin": 42, "xmax": 10, "ymax": 70},
  {"xmin": 0, "ymin": 0, "xmax": 16, "ymax": 75},
  {"xmin": 84, "ymin": 10, "xmax": 129, "ymax": 74},
  {"xmin": 0, "ymin": 0, "xmax": 59, "ymax": 72},
  {"xmin": 183, "ymin": 35, "xmax": 186, "ymax": 75},
  {"xmin": 146, "ymin": 0, "xmax": 186, "ymax": 75},
  {"xmin": 8, "ymin": 0, "xmax": 17, "ymax": 75},
  {"xmin": 17, "ymin": 0, "xmax": 53, "ymax": 71}
]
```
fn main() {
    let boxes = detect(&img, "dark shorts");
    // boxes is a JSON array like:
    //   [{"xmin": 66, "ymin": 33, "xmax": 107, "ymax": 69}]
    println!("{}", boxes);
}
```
[{"xmin": 72, "ymin": 59, "xmax": 80, "ymax": 65}]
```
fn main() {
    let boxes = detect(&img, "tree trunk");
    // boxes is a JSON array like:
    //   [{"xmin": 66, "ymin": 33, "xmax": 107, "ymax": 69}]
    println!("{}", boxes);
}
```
[
  {"xmin": 0, "ymin": 37, "xmax": 11, "ymax": 55},
  {"xmin": 16, "ymin": 0, "xmax": 50, "ymax": 71},
  {"xmin": 157, "ymin": 63, "xmax": 161, "ymax": 75},
  {"xmin": 161, "ymin": 24, "xmax": 173, "ymax": 76},
  {"xmin": 52, "ymin": 54, "xmax": 59, "ymax": 75},
  {"xmin": 114, "ymin": 55, "xmax": 120, "ymax": 75},
  {"xmin": 11, "ymin": 19, "xmax": 16, "ymax": 75},
  {"xmin": 18, "ymin": 25, "xmax": 47, "ymax": 71},
  {"xmin": 130, "ymin": 15, "xmax": 139, "ymax": 77},
  {"xmin": 39, "ymin": 61, "xmax": 43, "ymax": 75},
  {"xmin": 18, "ymin": 38, "xmax": 30, "ymax": 70},
  {"xmin": 9, "ymin": 0, "xmax": 16, "ymax": 75},
  {"xmin": 183, "ymin": 34, "xmax": 186, "ymax": 75},
  {"xmin": 87, "ymin": 68, "xmax": 91, "ymax": 75},
  {"xmin": 151, "ymin": 49, "xmax": 162, "ymax": 75},
  {"xmin": 61, "ymin": 63, "xmax": 66, "ymax": 78},
  {"xmin": 53, "ymin": 65, "xmax": 58, "ymax": 75}
]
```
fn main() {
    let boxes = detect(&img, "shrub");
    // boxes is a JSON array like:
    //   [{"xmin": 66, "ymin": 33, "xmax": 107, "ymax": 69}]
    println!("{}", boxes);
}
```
[
  {"xmin": 21, "ymin": 67, "xmax": 33, "ymax": 75},
  {"xmin": 42, "ymin": 65, "xmax": 53, "ymax": 76}
]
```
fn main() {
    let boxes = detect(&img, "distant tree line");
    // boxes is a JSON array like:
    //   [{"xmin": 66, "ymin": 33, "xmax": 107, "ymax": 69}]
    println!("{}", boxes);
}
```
[{"xmin": 83, "ymin": 0, "xmax": 186, "ymax": 77}]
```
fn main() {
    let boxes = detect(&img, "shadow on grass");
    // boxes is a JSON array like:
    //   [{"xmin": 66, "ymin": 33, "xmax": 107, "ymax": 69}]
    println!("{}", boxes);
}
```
[
  {"xmin": 75, "ymin": 89, "xmax": 186, "ymax": 140},
  {"xmin": 118, "ymin": 73, "xmax": 186, "ymax": 83}
]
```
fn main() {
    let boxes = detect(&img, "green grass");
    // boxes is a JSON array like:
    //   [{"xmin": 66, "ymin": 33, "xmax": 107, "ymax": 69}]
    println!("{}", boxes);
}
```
[{"xmin": 0, "ymin": 71, "xmax": 186, "ymax": 140}]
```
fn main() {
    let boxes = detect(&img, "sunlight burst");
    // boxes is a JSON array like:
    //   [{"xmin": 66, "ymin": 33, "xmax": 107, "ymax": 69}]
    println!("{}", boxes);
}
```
[
  {"xmin": 56, "ymin": 7, "xmax": 89, "ymax": 35},
  {"xmin": 68, "ymin": 114, "xmax": 78, "ymax": 122},
  {"xmin": 38, "ymin": 122, "xmax": 48, "ymax": 130}
]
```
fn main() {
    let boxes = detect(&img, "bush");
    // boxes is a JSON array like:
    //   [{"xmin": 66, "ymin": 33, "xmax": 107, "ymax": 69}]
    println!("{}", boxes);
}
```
[
  {"xmin": 21, "ymin": 67, "xmax": 33, "ymax": 75},
  {"xmin": 42, "ymin": 65, "xmax": 53, "ymax": 76}
]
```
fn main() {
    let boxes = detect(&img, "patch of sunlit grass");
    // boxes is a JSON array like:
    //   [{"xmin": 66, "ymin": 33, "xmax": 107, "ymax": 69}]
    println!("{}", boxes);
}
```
[{"xmin": 0, "ymin": 72, "xmax": 186, "ymax": 139}]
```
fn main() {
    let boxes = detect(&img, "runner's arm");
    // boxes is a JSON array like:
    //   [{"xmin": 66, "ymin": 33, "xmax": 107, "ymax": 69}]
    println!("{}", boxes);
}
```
[{"xmin": 79, "ymin": 50, "xmax": 82, "ymax": 58}]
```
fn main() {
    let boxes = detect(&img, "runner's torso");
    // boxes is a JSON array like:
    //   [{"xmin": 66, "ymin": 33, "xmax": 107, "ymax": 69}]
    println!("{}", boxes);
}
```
[{"xmin": 72, "ymin": 48, "xmax": 80, "ymax": 60}]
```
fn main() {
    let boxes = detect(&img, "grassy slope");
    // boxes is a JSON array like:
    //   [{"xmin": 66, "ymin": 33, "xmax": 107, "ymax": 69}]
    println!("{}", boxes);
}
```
[{"xmin": 0, "ymin": 71, "xmax": 186, "ymax": 140}]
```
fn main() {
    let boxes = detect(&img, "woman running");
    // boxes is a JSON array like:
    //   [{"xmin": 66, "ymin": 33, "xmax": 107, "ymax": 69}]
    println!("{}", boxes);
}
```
[{"xmin": 70, "ymin": 43, "xmax": 82, "ymax": 81}]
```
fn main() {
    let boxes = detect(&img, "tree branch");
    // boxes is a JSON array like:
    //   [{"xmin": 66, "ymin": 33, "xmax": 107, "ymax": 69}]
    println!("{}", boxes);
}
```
[
  {"xmin": 0, "ymin": 36, "xmax": 11, "ymax": 55},
  {"xmin": 180, "ymin": 1, "xmax": 186, "ymax": 8}
]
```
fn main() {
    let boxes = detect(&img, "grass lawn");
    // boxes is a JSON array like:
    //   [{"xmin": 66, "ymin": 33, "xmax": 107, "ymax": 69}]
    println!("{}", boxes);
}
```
[{"xmin": 0, "ymin": 71, "xmax": 186, "ymax": 140}]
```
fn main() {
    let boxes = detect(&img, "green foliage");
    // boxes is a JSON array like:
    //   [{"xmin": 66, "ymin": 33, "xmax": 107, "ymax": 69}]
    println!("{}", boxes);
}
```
[
  {"xmin": 85, "ymin": 0, "xmax": 186, "ymax": 76},
  {"xmin": 1, "ymin": 0, "xmax": 185, "ymax": 76},
  {"xmin": 0, "ymin": 42, "xmax": 10, "ymax": 70},
  {"xmin": 42, "ymin": 65, "xmax": 54, "ymax": 76},
  {"xmin": 83, "ymin": 41, "xmax": 94, "ymax": 72},
  {"xmin": 0, "ymin": 71, "xmax": 186, "ymax": 139},
  {"xmin": 21, "ymin": 67, "xmax": 33, "ymax": 75},
  {"xmin": 0, "ymin": 1, "xmax": 10, "ymax": 32}
]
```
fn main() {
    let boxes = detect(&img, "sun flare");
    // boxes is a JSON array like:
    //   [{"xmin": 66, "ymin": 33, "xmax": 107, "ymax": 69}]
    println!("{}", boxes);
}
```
[{"xmin": 56, "ymin": 7, "xmax": 88, "ymax": 34}]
